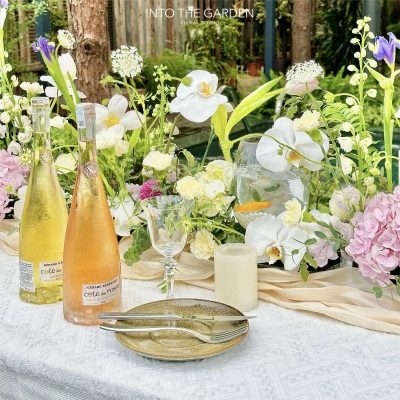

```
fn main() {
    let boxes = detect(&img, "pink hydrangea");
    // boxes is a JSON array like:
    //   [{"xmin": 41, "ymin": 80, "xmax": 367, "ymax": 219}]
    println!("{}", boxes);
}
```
[
  {"xmin": 0, "ymin": 149, "xmax": 25, "ymax": 190},
  {"xmin": 0, "ymin": 187, "xmax": 11, "ymax": 220},
  {"xmin": 346, "ymin": 186, "xmax": 400, "ymax": 286},
  {"xmin": 139, "ymin": 179, "xmax": 163, "ymax": 200},
  {"xmin": 309, "ymin": 239, "xmax": 338, "ymax": 267}
]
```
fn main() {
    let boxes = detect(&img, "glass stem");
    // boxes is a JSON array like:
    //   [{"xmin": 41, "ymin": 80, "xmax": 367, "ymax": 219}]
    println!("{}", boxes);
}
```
[{"xmin": 163, "ymin": 257, "xmax": 177, "ymax": 299}]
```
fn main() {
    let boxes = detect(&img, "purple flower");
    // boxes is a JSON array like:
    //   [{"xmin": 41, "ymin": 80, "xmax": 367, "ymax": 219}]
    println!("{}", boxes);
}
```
[
  {"xmin": 139, "ymin": 179, "xmax": 163, "ymax": 200},
  {"xmin": 309, "ymin": 240, "xmax": 338, "ymax": 267},
  {"xmin": 0, "ymin": 0, "xmax": 8, "ymax": 8},
  {"xmin": 32, "ymin": 37, "xmax": 55, "ymax": 62},
  {"xmin": 373, "ymin": 32, "xmax": 400, "ymax": 68}
]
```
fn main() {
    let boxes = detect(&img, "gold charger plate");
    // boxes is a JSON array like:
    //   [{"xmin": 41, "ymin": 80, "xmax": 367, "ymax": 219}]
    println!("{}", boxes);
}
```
[{"xmin": 114, "ymin": 298, "xmax": 249, "ymax": 361}]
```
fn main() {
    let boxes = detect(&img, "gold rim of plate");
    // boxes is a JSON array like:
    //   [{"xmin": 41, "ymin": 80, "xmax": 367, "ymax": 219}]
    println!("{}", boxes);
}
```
[{"xmin": 113, "ymin": 298, "xmax": 249, "ymax": 361}]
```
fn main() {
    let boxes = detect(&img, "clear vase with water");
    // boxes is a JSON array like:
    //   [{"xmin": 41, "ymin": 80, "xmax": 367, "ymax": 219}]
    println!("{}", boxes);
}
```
[{"xmin": 232, "ymin": 137, "xmax": 309, "ymax": 228}]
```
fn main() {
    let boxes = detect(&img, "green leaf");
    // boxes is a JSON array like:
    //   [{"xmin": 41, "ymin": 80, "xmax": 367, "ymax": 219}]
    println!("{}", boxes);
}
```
[
  {"xmin": 300, "ymin": 261, "xmax": 309, "ymax": 281},
  {"xmin": 211, "ymin": 104, "xmax": 227, "ymax": 142},
  {"xmin": 262, "ymin": 183, "xmax": 280, "ymax": 193},
  {"xmin": 286, "ymin": 105, "xmax": 297, "ymax": 119},
  {"xmin": 302, "ymin": 212, "xmax": 317, "ymax": 223},
  {"xmin": 128, "ymin": 127, "xmax": 141, "ymax": 152},
  {"xmin": 251, "ymin": 190, "xmax": 261, "ymax": 201},
  {"xmin": 365, "ymin": 65, "xmax": 386, "ymax": 83},
  {"xmin": 304, "ymin": 253, "xmax": 318, "ymax": 269},
  {"xmin": 292, "ymin": 249, "xmax": 299, "ymax": 255},
  {"xmin": 396, "ymin": 285, "xmax": 400, "ymax": 297},
  {"xmin": 315, "ymin": 231, "xmax": 327, "ymax": 239},
  {"xmin": 372, "ymin": 286, "xmax": 383, "ymax": 298},
  {"xmin": 309, "ymin": 128, "xmax": 323, "ymax": 145},
  {"xmin": 304, "ymin": 238, "xmax": 317, "ymax": 246}
]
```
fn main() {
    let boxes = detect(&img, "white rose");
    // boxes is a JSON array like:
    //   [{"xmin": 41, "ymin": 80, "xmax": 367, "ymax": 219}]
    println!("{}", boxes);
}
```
[
  {"xmin": 176, "ymin": 176, "xmax": 205, "ymax": 199},
  {"xmin": 50, "ymin": 115, "xmax": 66, "ymax": 129},
  {"xmin": 143, "ymin": 150, "xmax": 173, "ymax": 171},
  {"xmin": 17, "ymin": 131, "xmax": 32, "ymax": 144},
  {"xmin": 7, "ymin": 140, "xmax": 21, "ymax": 155},
  {"xmin": 190, "ymin": 229, "xmax": 217, "ymax": 260},
  {"xmin": 293, "ymin": 110, "xmax": 320, "ymax": 133},
  {"xmin": 96, "ymin": 124, "xmax": 124, "ymax": 149},
  {"xmin": 55, "ymin": 152, "xmax": 78, "ymax": 174},
  {"xmin": 281, "ymin": 197, "xmax": 303, "ymax": 227},
  {"xmin": 115, "ymin": 139, "xmax": 129, "ymax": 156},
  {"xmin": 329, "ymin": 191, "xmax": 352, "ymax": 222},
  {"xmin": 204, "ymin": 179, "xmax": 225, "ymax": 200},
  {"xmin": 203, "ymin": 160, "xmax": 235, "ymax": 189}
]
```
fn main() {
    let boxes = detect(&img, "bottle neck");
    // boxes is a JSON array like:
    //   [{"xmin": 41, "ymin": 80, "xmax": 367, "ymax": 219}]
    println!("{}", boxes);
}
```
[
  {"xmin": 32, "ymin": 113, "xmax": 52, "ymax": 164},
  {"xmin": 77, "ymin": 137, "xmax": 99, "ymax": 180}
]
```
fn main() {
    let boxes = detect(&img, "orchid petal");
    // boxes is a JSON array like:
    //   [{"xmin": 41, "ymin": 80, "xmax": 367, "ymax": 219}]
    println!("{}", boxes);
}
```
[
  {"xmin": 279, "ymin": 227, "xmax": 307, "ymax": 270},
  {"xmin": 173, "ymin": 94, "xmax": 221, "ymax": 123},
  {"xmin": 177, "ymin": 70, "xmax": 210, "ymax": 99},
  {"xmin": 95, "ymin": 104, "xmax": 110, "ymax": 131},
  {"xmin": 44, "ymin": 86, "xmax": 60, "ymax": 98},
  {"xmin": 59, "ymin": 53, "xmax": 77, "ymax": 80}
]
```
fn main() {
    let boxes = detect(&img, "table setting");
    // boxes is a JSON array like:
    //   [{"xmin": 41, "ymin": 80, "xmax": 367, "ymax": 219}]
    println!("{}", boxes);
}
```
[{"xmin": 1, "ymin": 6, "xmax": 400, "ymax": 399}]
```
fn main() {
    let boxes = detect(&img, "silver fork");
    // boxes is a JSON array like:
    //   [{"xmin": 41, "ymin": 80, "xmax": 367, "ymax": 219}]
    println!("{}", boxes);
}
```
[{"xmin": 100, "ymin": 323, "xmax": 249, "ymax": 344}]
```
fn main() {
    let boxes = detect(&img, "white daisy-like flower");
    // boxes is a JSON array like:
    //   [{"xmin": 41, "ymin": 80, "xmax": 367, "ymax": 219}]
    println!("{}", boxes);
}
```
[
  {"xmin": 40, "ymin": 53, "xmax": 86, "ymax": 98},
  {"xmin": 170, "ymin": 70, "xmax": 228, "ymax": 123},
  {"xmin": 285, "ymin": 60, "xmax": 324, "ymax": 95},
  {"xmin": 95, "ymin": 94, "xmax": 143, "ymax": 136},
  {"xmin": 111, "ymin": 45, "xmax": 143, "ymax": 78},
  {"xmin": 57, "ymin": 30, "xmax": 75, "ymax": 50},
  {"xmin": 256, "ymin": 117, "xmax": 329, "ymax": 173}
]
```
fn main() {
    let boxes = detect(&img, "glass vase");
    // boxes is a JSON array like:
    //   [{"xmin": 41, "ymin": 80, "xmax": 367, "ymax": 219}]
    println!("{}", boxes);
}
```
[
  {"xmin": 232, "ymin": 136, "xmax": 309, "ymax": 228},
  {"xmin": 63, "ymin": 103, "xmax": 121, "ymax": 325}
]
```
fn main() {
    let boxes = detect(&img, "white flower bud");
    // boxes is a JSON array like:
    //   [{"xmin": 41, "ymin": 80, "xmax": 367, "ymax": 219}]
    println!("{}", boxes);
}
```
[
  {"xmin": 354, "ymin": 52, "xmax": 361, "ymax": 58},
  {"xmin": 346, "ymin": 97, "xmax": 356, "ymax": 106},
  {"xmin": 366, "ymin": 89, "xmax": 377, "ymax": 98},
  {"xmin": 368, "ymin": 59, "xmax": 377, "ymax": 68}
]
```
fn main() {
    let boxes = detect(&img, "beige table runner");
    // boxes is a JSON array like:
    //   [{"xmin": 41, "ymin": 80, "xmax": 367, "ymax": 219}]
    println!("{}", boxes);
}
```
[
  {"xmin": 119, "ymin": 237, "xmax": 400, "ymax": 335},
  {"xmin": 3, "ymin": 226, "xmax": 400, "ymax": 335}
]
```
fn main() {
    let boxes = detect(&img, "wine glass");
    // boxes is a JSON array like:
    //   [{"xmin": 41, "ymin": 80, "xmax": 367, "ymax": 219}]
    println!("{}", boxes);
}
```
[{"xmin": 142, "ymin": 195, "xmax": 195, "ymax": 298}]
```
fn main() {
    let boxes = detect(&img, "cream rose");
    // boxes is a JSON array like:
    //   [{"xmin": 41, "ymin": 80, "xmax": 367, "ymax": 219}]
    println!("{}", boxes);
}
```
[
  {"xmin": 143, "ymin": 150, "xmax": 173, "ymax": 171},
  {"xmin": 190, "ymin": 229, "xmax": 217, "ymax": 260},
  {"xmin": 55, "ymin": 152, "xmax": 78, "ymax": 174},
  {"xmin": 281, "ymin": 198, "xmax": 303, "ymax": 227},
  {"xmin": 293, "ymin": 110, "xmax": 320, "ymax": 133},
  {"xmin": 176, "ymin": 176, "xmax": 205, "ymax": 199}
]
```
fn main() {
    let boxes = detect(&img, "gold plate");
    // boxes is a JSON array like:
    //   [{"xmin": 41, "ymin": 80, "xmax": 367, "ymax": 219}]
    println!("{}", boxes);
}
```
[{"xmin": 114, "ymin": 298, "xmax": 249, "ymax": 361}]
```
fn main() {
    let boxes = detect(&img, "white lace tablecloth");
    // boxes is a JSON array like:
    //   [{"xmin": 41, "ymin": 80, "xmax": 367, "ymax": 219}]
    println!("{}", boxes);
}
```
[{"xmin": 2, "ymin": 252, "xmax": 400, "ymax": 400}]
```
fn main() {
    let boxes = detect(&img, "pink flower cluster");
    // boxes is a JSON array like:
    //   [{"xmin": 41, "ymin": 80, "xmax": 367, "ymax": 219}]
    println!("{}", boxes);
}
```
[
  {"xmin": 139, "ymin": 179, "xmax": 163, "ymax": 200},
  {"xmin": 0, "ymin": 149, "xmax": 26, "ymax": 220},
  {"xmin": 346, "ymin": 186, "xmax": 400, "ymax": 286}
]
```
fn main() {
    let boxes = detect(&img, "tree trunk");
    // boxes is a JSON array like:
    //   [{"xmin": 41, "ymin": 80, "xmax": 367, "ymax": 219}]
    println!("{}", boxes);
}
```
[
  {"xmin": 67, "ymin": 0, "xmax": 111, "ymax": 104},
  {"xmin": 291, "ymin": 0, "xmax": 311, "ymax": 64}
]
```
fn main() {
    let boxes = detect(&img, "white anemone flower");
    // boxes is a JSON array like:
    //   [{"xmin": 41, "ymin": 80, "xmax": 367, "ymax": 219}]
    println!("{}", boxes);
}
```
[
  {"xmin": 95, "ymin": 94, "xmax": 143, "ymax": 136},
  {"xmin": 170, "ymin": 70, "xmax": 228, "ymax": 123},
  {"xmin": 256, "ymin": 117, "xmax": 329, "ymax": 173},
  {"xmin": 245, "ymin": 214, "xmax": 307, "ymax": 270},
  {"xmin": 40, "ymin": 53, "xmax": 86, "ymax": 98}
]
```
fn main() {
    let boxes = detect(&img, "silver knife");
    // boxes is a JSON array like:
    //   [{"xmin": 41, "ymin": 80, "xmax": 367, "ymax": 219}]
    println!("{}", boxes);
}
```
[{"xmin": 97, "ymin": 312, "xmax": 256, "ymax": 321}]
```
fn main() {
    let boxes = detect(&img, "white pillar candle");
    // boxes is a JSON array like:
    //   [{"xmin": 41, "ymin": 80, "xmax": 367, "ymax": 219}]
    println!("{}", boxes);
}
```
[{"xmin": 214, "ymin": 243, "xmax": 258, "ymax": 313}]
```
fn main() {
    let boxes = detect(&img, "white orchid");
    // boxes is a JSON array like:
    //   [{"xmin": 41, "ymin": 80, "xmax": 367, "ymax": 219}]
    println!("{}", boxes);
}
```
[
  {"xmin": 95, "ymin": 94, "xmax": 143, "ymax": 136},
  {"xmin": 40, "ymin": 53, "xmax": 86, "ymax": 98},
  {"xmin": 110, "ymin": 197, "xmax": 142, "ymax": 237},
  {"xmin": 170, "ymin": 70, "xmax": 228, "ymax": 123},
  {"xmin": 256, "ymin": 117, "xmax": 329, "ymax": 173},
  {"xmin": 245, "ymin": 214, "xmax": 307, "ymax": 270}
]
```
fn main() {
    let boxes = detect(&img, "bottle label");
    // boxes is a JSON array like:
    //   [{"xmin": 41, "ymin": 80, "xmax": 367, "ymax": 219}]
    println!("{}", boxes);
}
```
[
  {"xmin": 76, "ymin": 106, "xmax": 86, "ymax": 128},
  {"xmin": 82, "ymin": 276, "xmax": 120, "ymax": 306},
  {"xmin": 39, "ymin": 261, "xmax": 63, "ymax": 282},
  {"xmin": 19, "ymin": 259, "xmax": 35, "ymax": 292}
]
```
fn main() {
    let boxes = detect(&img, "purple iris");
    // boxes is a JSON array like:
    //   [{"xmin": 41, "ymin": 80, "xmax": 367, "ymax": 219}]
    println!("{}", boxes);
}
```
[
  {"xmin": 0, "ymin": 0, "xmax": 8, "ymax": 8},
  {"xmin": 373, "ymin": 32, "xmax": 400, "ymax": 67},
  {"xmin": 31, "ymin": 36, "xmax": 55, "ymax": 62}
]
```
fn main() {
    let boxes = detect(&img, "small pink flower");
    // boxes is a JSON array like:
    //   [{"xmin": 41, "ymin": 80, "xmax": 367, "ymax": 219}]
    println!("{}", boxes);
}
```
[
  {"xmin": 139, "ymin": 179, "xmax": 163, "ymax": 200},
  {"xmin": 0, "ymin": 149, "xmax": 25, "ymax": 191},
  {"xmin": 309, "ymin": 239, "xmax": 338, "ymax": 267},
  {"xmin": 285, "ymin": 78, "xmax": 319, "ymax": 95},
  {"xmin": 126, "ymin": 183, "xmax": 141, "ymax": 201},
  {"xmin": 0, "ymin": 187, "xmax": 11, "ymax": 221}
]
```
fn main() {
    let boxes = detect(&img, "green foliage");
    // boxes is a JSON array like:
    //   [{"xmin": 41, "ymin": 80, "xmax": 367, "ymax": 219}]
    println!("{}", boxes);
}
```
[
  {"xmin": 123, "ymin": 226, "xmax": 152, "ymax": 265},
  {"xmin": 218, "ymin": 17, "xmax": 243, "ymax": 61},
  {"xmin": 315, "ymin": 0, "xmax": 363, "ymax": 75}
]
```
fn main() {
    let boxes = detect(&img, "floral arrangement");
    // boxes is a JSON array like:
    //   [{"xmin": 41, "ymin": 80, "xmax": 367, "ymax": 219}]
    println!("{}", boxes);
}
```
[{"xmin": 1, "ymin": 2, "xmax": 400, "ymax": 298}]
